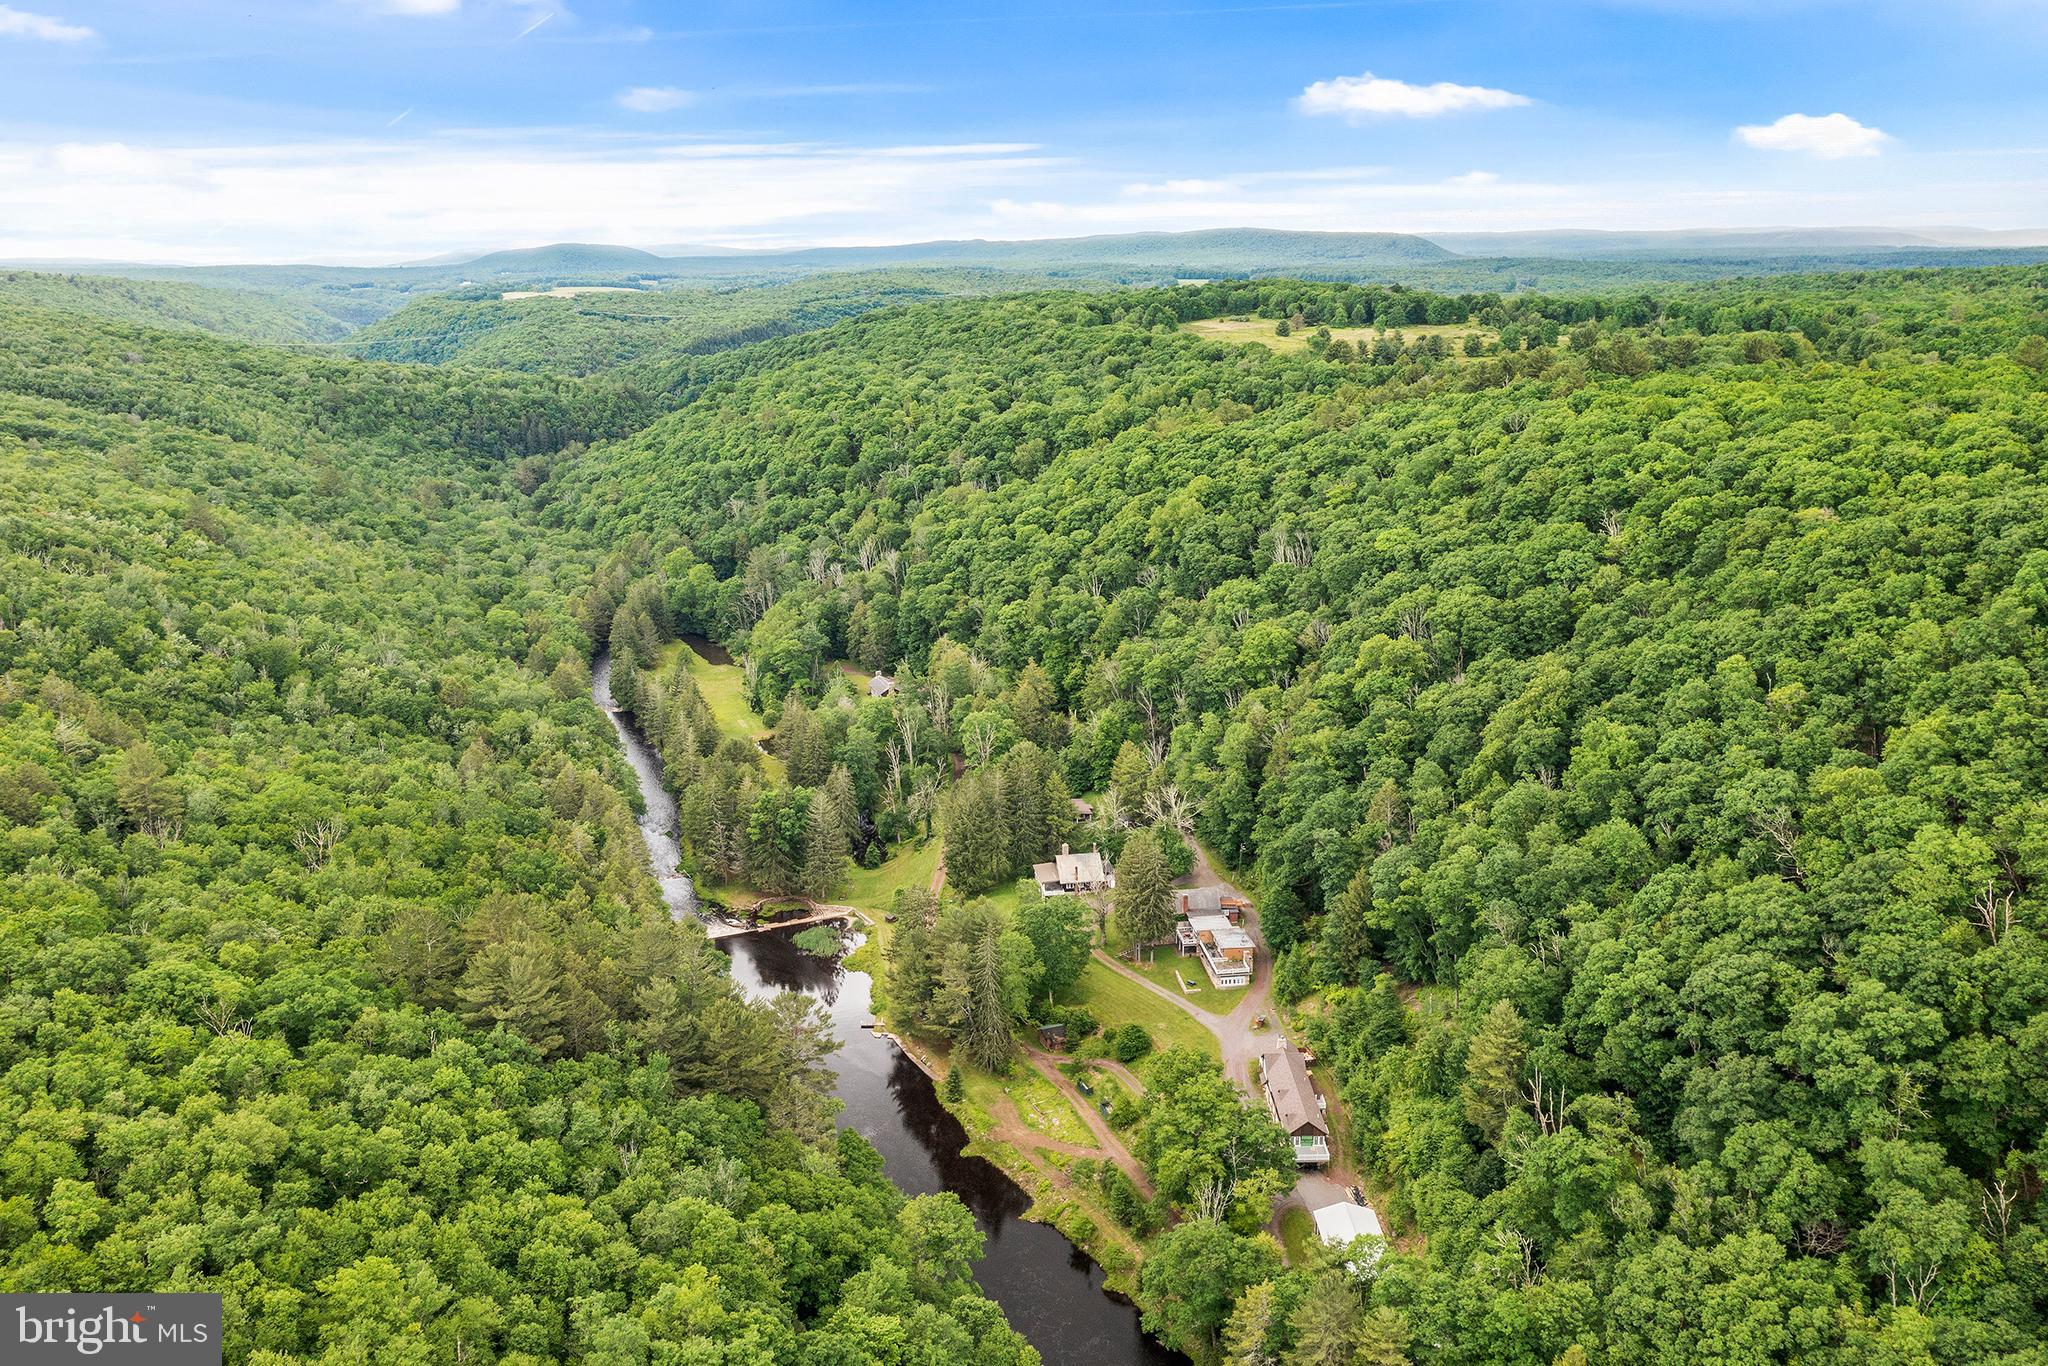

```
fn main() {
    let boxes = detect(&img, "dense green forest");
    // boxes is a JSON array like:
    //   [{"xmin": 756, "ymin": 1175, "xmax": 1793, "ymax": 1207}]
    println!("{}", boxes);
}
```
[
  {"xmin": 0, "ymin": 271, "xmax": 353, "ymax": 346},
  {"xmin": 546, "ymin": 264, "xmax": 2048, "ymax": 1362},
  {"xmin": 0, "ymin": 302, "xmax": 1038, "ymax": 1363},
  {"xmin": 7, "ymin": 254, "xmax": 2048, "ymax": 1363},
  {"xmin": 344, "ymin": 271, "xmax": 1029, "ymax": 376}
]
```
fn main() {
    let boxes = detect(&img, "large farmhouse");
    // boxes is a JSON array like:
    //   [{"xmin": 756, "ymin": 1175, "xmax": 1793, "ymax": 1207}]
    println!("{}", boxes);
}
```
[
  {"xmin": 1259, "ymin": 1037, "xmax": 1331, "ymax": 1165},
  {"xmin": 1032, "ymin": 844, "xmax": 1115, "ymax": 896}
]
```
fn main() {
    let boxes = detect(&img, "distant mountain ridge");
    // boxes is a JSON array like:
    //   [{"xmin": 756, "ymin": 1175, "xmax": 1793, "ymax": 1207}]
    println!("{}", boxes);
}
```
[
  {"xmin": 1426, "ymin": 226, "xmax": 2048, "ymax": 257},
  {"xmin": 8, "ymin": 227, "xmax": 2048, "ymax": 345},
  {"xmin": 635, "ymin": 227, "xmax": 1458, "ymax": 272}
]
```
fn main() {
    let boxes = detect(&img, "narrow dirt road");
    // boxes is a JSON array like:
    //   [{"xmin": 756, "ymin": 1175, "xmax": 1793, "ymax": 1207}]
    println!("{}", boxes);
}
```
[{"xmin": 1016, "ymin": 1044, "xmax": 1155, "ymax": 1195}]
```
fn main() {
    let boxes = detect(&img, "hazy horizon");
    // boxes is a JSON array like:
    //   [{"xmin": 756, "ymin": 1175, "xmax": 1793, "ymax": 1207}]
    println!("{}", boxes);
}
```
[{"xmin": 7, "ymin": 222, "xmax": 2048, "ymax": 273}]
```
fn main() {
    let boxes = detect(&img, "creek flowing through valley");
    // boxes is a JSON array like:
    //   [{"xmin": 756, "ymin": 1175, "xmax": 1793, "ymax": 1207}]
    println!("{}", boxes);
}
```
[{"xmin": 592, "ymin": 650, "xmax": 1183, "ymax": 1365}]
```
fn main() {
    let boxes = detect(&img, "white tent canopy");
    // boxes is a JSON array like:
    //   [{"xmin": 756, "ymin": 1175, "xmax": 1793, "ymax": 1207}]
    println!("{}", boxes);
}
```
[{"xmin": 1312, "ymin": 1201, "xmax": 1384, "ymax": 1246}]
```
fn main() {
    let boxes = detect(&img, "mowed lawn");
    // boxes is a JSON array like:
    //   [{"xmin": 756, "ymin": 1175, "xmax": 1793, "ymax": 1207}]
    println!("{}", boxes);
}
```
[
  {"xmin": 658, "ymin": 639, "xmax": 785, "ymax": 783},
  {"xmin": 1103, "ymin": 923, "xmax": 1247, "ymax": 1013},
  {"xmin": 1182, "ymin": 317, "xmax": 1495, "ymax": 355},
  {"xmin": 1067, "ymin": 960, "xmax": 1219, "ymax": 1062},
  {"xmin": 1279, "ymin": 1206, "xmax": 1318, "ymax": 1267},
  {"xmin": 975, "ymin": 876, "xmax": 1050, "ymax": 917},
  {"xmin": 841, "ymin": 833, "xmax": 943, "ymax": 914}
]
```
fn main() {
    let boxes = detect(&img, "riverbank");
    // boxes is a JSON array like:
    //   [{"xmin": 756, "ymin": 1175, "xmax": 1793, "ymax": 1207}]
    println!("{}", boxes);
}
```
[
  {"xmin": 851, "ymin": 924, "xmax": 1157, "ymax": 1296},
  {"xmin": 592, "ymin": 646, "xmax": 1181, "ymax": 1364},
  {"xmin": 870, "ymin": 1002, "xmax": 1157, "ymax": 1300}
]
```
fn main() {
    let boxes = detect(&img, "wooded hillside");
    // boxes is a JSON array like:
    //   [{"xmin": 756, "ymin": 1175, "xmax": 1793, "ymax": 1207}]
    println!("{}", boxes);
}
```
[{"xmin": 552, "ymin": 265, "xmax": 2048, "ymax": 1363}]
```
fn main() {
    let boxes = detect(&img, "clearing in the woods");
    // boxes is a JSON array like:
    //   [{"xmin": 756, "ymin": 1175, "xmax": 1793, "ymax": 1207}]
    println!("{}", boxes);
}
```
[{"xmin": 1181, "ymin": 316, "xmax": 1496, "ymax": 354}]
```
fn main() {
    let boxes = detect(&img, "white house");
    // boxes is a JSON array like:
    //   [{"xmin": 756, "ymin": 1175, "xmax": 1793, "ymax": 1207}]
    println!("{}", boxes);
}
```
[
  {"xmin": 1311, "ymin": 1201, "xmax": 1386, "ymax": 1271},
  {"xmin": 1175, "ymin": 911, "xmax": 1255, "ymax": 988},
  {"xmin": 1312, "ymin": 1201, "xmax": 1384, "ymax": 1246}
]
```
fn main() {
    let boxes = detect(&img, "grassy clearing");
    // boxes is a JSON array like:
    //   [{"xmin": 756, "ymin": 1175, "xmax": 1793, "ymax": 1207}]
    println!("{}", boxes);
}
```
[
  {"xmin": 659, "ymin": 639, "xmax": 785, "ymax": 783},
  {"xmin": 841, "ymin": 833, "xmax": 942, "ymax": 914},
  {"xmin": 1280, "ymin": 1206, "xmax": 1318, "ymax": 1267},
  {"xmin": 1067, "ymin": 960, "xmax": 1219, "ymax": 1062},
  {"xmin": 500, "ymin": 285, "xmax": 641, "ymax": 300},
  {"xmin": 1182, "ymin": 317, "xmax": 1495, "ymax": 356},
  {"xmin": 974, "ymin": 876, "xmax": 1050, "ymax": 917},
  {"xmin": 1310, "ymin": 1060, "xmax": 1354, "ymax": 1164},
  {"xmin": 956, "ymin": 1061, "xmax": 1095, "ymax": 1148}
]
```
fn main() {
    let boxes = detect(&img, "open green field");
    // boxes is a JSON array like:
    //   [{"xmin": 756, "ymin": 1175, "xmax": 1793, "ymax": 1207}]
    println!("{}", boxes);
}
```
[
  {"xmin": 1066, "ymin": 960, "xmax": 1220, "ymax": 1061},
  {"xmin": 659, "ymin": 639, "xmax": 785, "ymax": 783},
  {"xmin": 1182, "ymin": 317, "xmax": 1495, "ymax": 356},
  {"xmin": 841, "ymin": 833, "xmax": 943, "ymax": 914}
]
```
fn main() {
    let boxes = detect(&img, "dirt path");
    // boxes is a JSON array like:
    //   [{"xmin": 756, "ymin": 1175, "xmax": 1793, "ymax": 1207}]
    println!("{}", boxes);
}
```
[
  {"xmin": 1072, "ymin": 1056, "xmax": 1149, "ymax": 1097},
  {"xmin": 1017, "ymin": 1044, "xmax": 1154, "ymax": 1195}
]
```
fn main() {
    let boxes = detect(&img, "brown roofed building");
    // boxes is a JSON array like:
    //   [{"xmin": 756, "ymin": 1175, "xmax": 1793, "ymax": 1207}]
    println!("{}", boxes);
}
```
[{"xmin": 1259, "ymin": 1037, "xmax": 1330, "ymax": 1165}]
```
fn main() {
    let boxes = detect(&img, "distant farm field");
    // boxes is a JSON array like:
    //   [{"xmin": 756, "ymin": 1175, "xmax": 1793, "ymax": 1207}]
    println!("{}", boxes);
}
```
[
  {"xmin": 500, "ymin": 285, "xmax": 643, "ymax": 300},
  {"xmin": 1182, "ymin": 316, "xmax": 1495, "ymax": 354}
]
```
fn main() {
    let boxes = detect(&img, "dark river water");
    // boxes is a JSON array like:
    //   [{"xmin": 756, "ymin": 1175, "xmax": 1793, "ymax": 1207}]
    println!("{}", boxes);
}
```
[{"xmin": 592, "ymin": 652, "xmax": 1183, "ymax": 1365}]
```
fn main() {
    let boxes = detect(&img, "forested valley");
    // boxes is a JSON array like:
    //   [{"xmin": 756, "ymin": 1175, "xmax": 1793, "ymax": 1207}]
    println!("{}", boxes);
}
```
[
  {"xmin": 3, "ymin": 260, "xmax": 2048, "ymax": 1364},
  {"xmin": 0, "ymin": 298, "xmax": 1038, "ymax": 1363},
  {"xmin": 552, "ymin": 265, "xmax": 2048, "ymax": 1363}
]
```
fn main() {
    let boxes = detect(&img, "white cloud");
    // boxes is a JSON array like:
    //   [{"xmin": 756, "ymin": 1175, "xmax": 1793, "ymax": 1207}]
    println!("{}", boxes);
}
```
[
  {"xmin": 369, "ymin": 0, "xmax": 462, "ymax": 13},
  {"xmin": 0, "ymin": 5, "xmax": 94, "ymax": 41},
  {"xmin": 1123, "ymin": 178, "xmax": 1236, "ymax": 196},
  {"xmin": 0, "ymin": 134, "xmax": 1060, "ymax": 263},
  {"xmin": 1736, "ymin": 112, "xmax": 1890, "ymax": 158},
  {"xmin": 1297, "ymin": 72, "xmax": 1530, "ymax": 120},
  {"xmin": 1, "ymin": 134, "xmax": 2036, "ymax": 264},
  {"xmin": 617, "ymin": 86, "xmax": 695, "ymax": 113},
  {"xmin": 1444, "ymin": 170, "xmax": 1498, "ymax": 187}
]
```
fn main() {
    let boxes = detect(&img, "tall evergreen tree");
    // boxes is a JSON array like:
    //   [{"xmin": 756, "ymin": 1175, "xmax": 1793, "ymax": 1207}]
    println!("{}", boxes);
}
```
[
  {"xmin": 824, "ymin": 762, "xmax": 862, "ymax": 845},
  {"xmin": 802, "ymin": 786, "xmax": 849, "ymax": 899},
  {"xmin": 1115, "ymin": 829, "xmax": 1175, "ymax": 962},
  {"xmin": 1462, "ymin": 998, "xmax": 1527, "ymax": 1141},
  {"xmin": 956, "ymin": 914, "xmax": 1015, "ymax": 1071},
  {"xmin": 942, "ymin": 770, "xmax": 1013, "ymax": 894}
]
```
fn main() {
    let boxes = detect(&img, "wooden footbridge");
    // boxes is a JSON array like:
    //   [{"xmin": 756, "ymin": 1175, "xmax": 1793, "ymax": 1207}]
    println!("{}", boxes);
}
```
[{"xmin": 700, "ymin": 901, "xmax": 869, "ymax": 940}]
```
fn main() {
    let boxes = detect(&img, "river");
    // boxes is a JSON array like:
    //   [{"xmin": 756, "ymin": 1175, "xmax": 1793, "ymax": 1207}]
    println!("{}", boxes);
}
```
[{"xmin": 592, "ymin": 650, "xmax": 1183, "ymax": 1365}]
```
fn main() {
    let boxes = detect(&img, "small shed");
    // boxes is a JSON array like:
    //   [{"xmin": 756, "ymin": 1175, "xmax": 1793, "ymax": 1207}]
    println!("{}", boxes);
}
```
[
  {"xmin": 1037, "ymin": 1023, "xmax": 1068, "ymax": 1051},
  {"xmin": 868, "ymin": 672, "xmax": 898, "ymax": 698}
]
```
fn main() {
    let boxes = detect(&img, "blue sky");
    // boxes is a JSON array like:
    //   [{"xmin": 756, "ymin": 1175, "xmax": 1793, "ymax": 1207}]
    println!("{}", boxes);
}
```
[{"xmin": 1, "ymin": 0, "xmax": 2044, "ymax": 261}]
